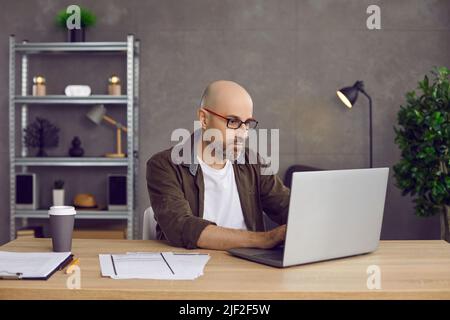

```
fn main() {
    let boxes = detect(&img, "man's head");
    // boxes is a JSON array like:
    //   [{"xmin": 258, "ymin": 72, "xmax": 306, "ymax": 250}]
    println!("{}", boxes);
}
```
[{"xmin": 198, "ymin": 80, "xmax": 256, "ymax": 162}]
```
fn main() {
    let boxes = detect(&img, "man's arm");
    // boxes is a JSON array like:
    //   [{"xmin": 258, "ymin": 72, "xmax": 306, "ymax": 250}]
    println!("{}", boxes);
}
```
[
  {"xmin": 196, "ymin": 155, "xmax": 290, "ymax": 250},
  {"xmin": 147, "ymin": 154, "xmax": 217, "ymax": 249},
  {"xmin": 197, "ymin": 224, "xmax": 287, "ymax": 251}
]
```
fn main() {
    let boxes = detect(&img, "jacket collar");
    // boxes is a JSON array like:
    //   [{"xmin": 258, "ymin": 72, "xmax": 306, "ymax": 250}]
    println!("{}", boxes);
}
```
[{"xmin": 179, "ymin": 129, "xmax": 200, "ymax": 176}]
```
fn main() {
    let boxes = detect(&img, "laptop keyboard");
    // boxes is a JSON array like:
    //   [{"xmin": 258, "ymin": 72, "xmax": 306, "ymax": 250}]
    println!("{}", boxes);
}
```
[{"xmin": 254, "ymin": 251, "xmax": 284, "ymax": 261}]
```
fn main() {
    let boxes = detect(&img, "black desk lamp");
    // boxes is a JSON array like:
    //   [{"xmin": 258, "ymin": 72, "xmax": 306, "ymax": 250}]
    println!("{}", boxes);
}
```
[{"xmin": 336, "ymin": 81, "xmax": 373, "ymax": 168}]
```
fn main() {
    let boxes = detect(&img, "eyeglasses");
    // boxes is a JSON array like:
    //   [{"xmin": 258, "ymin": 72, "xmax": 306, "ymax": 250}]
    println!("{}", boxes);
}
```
[{"xmin": 202, "ymin": 107, "xmax": 258, "ymax": 130}]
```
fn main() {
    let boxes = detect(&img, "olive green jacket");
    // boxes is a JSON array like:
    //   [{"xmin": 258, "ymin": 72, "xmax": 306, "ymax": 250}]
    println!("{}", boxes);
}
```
[{"xmin": 146, "ymin": 131, "xmax": 290, "ymax": 249}]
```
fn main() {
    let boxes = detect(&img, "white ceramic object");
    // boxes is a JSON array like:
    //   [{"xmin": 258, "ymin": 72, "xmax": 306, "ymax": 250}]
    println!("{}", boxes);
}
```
[
  {"xmin": 52, "ymin": 189, "xmax": 65, "ymax": 207},
  {"xmin": 64, "ymin": 85, "xmax": 91, "ymax": 97}
]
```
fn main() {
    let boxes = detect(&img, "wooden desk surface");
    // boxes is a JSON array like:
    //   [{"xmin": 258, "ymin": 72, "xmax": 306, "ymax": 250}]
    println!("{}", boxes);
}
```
[{"xmin": 0, "ymin": 238, "xmax": 449, "ymax": 299}]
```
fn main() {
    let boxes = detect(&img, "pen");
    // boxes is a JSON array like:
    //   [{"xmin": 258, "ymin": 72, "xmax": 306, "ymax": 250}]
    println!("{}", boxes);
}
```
[
  {"xmin": 58, "ymin": 255, "xmax": 74, "ymax": 271},
  {"xmin": 0, "ymin": 272, "xmax": 23, "ymax": 280},
  {"xmin": 64, "ymin": 258, "xmax": 80, "ymax": 274}
]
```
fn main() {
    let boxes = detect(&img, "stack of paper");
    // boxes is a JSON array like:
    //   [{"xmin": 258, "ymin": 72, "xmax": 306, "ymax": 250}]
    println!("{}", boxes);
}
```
[{"xmin": 99, "ymin": 252, "xmax": 210, "ymax": 280}]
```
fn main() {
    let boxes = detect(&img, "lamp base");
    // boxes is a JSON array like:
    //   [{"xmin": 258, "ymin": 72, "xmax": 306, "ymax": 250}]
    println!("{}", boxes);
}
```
[{"xmin": 105, "ymin": 153, "xmax": 126, "ymax": 158}]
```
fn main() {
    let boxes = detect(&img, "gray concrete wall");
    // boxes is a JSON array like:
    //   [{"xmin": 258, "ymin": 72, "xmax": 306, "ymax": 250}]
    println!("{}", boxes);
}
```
[{"xmin": 1, "ymin": 0, "xmax": 448, "ymax": 244}]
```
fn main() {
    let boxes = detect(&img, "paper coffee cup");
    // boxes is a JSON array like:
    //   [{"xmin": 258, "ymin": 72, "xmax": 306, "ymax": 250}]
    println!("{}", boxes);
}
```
[{"xmin": 48, "ymin": 206, "xmax": 76, "ymax": 252}]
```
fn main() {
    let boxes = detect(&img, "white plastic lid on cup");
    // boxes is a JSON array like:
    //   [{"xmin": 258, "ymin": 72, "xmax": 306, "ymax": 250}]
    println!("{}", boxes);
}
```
[{"xmin": 48, "ymin": 206, "xmax": 77, "ymax": 216}]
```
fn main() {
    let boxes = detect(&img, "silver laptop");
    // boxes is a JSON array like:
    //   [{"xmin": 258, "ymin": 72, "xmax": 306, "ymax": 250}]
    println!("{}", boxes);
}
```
[{"xmin": 228, "ymin": 168, "xmax": 389, "ymax": 268}]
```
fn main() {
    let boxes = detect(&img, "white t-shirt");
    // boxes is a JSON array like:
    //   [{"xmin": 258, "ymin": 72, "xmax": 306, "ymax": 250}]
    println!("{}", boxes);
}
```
[{"xmin": 197, "ymin": 156, "xmax": 247, "ymax": 230}]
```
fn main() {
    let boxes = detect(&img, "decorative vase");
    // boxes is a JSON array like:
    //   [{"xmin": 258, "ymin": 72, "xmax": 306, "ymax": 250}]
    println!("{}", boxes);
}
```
[
  {"xmin": 53, "ymin": 189, "xmax": 65, "ymax": 206},
  {"xmin": 67, "ymin": 28, "xmax": 85, "ymax": 42},
  {"xmin": 68, "ymin": 136, "xmax": 84, "ymax": 157}
]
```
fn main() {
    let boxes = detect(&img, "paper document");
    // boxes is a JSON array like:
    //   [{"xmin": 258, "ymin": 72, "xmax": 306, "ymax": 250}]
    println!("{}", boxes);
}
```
[
  {"xmin": 99, "ymin": 252, "xmax": 210, "ymax": 280},
  {"xmin": 0, "ymin": 251, "xmax": 71, "ymax": 279}
]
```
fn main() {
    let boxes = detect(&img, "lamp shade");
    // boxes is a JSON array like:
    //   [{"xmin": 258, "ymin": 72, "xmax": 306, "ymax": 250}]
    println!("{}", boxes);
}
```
[
  {"xmin": 336, "ymin": 81, "xmax": 363, "ymax": 108},
  {"xmin": 86, "ymin": 104, "xmax": 106, "ymax": 124}
]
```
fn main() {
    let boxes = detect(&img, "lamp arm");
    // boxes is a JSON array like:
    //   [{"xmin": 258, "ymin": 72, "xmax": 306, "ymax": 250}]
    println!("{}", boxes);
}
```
[
  {"xmin": 359, "ymin": 89, "xmax": 373, "ymax": 168},
  {"xmin": 102, "ymin": 115, "xmax": 128, "ymax": 132}
]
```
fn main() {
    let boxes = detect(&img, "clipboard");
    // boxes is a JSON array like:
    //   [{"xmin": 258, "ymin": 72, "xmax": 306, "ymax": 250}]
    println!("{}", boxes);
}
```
[{"xmin": 0, "ymin": 253, "xmax": 73, "ymax": 280}]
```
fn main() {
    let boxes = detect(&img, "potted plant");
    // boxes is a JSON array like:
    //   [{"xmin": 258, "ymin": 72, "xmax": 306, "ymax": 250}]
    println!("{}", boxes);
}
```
[
  {"xmin": 56, "ymin": 6, "xmax": 96, "ymax": 42},
  {"xmin": 53, "ymin": 180, "xmax": 65, "ymax": 206},
  {"xmin": 393, "ymin": 66, "xmax": 450, "ymax": 242}
]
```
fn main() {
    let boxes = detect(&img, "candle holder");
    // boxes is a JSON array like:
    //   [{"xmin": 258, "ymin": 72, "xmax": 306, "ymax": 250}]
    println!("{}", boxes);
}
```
[
  {"xmin": 108, "ymin": 75, "xmax": 121, "ymax": 96},
  {"xmin": 32, "ymin": 76, "xmax": 46, "ymax": 96}
]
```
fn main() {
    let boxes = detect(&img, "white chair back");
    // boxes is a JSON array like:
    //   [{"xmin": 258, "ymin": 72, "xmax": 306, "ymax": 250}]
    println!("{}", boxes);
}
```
[{"xmin": 142, "ymin": 207, "xmax": 158, "ymax": 240}]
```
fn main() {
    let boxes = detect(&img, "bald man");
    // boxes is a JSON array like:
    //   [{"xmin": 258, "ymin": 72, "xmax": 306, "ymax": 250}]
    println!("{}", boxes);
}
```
[{"xmin": 146, "ymin": 80, "xmax": 290, "ymax": 250}]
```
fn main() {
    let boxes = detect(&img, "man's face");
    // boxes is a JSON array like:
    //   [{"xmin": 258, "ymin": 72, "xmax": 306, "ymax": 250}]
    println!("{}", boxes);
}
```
[
  {"xmin": 200, "ymin": 99, "xmax": 253, "ymax": 160},
  {"xmin": 200, "ymin": 91, "xmax": 254, "ymax": 161},
  {"xmin": 208, "ymin": 108, "xmax": 252, "ymax": 160}
]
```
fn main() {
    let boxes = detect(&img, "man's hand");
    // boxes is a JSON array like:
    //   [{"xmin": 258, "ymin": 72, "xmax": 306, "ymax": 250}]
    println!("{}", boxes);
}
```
[
  {"xmin": 196, "ymin": 224, "xmax": 287, "ymax": 251},
  {"xmin": 260, "ymin": 224, "xmax": 287, "ymax": 249}
]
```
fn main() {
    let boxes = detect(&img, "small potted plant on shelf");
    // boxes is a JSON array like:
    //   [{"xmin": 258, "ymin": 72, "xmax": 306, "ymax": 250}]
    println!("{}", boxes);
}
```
[
  {"xmin": 53, "ymin": 179, "xmax": 65, "ymax": 206},
  {"xmin": 56, "ymin": 6, "xmax": 96, "ymax": 42}
]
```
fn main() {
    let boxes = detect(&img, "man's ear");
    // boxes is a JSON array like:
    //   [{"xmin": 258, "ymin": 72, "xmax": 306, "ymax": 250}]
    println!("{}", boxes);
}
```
[{"xmin": 198, "ymin": 108, "xmax": 208, "ymax": 129}]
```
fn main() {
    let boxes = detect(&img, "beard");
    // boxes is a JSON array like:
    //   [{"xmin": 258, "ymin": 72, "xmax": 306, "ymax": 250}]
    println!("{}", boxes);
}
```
[
  {"xmin": 202, "ymin": 137, "xmax": 245, "ymax": 163},
  {"xmin": 224, "ymin": 136, "xmax": 246, "ymax": 161}
]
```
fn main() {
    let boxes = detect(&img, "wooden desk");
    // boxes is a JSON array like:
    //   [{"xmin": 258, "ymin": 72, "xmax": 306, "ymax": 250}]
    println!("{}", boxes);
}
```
[{"xmin": 0, "ymin": 238, "xmax": 449, "ymax": 299}]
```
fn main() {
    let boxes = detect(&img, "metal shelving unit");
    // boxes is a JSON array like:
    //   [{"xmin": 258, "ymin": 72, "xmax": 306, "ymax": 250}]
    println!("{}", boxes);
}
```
[
  {"xmin": 14, "ymin": 209, "xmax": 129, "ymax": 220},
  {"xmin": 14, "ymin": 157, "xmax": 129, "ymax": 167},
  {"xmin": 14, "ymin": 95, "xmax": 128, "ymax": 104},
  {"xmin": 9, "ymin": 34, "xmax": 140, "ymax": 240}
]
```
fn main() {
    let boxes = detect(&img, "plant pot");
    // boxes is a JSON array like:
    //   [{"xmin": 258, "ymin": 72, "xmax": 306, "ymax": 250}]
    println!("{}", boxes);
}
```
[
  {"xmin": 440, "ymin": 205, "xmax": 450, "ymax": 243},
  {"xmin": 53, "ymin": 189, "xmax": 65, "ymax": 207},
  {"xmin": 67, "ymin": 28, "xmax": 85, "ymax": 42}
]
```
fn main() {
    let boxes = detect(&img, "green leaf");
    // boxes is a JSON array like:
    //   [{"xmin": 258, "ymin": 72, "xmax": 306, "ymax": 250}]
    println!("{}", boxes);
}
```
[{"xmin": 419, "ymin": 75, "xmax": 429, "ymax": 92}]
